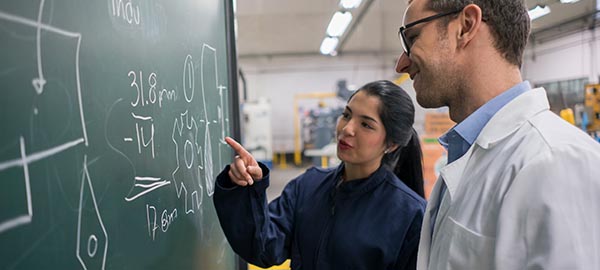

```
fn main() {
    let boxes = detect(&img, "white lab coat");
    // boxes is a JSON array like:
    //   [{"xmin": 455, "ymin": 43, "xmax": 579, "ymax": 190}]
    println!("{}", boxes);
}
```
[{"xmin": 417, "ymin": 88, "xmax": 600, "ymax": 269}]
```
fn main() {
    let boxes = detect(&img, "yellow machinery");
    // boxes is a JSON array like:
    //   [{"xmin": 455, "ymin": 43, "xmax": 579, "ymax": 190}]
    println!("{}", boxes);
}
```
[{"xmin": 584, "ymin": 84, "xmax": 600, "ymax": 132}]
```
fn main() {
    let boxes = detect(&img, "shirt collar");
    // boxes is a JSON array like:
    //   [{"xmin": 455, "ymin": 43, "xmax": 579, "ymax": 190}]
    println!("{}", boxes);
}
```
[{"xmin": 439, "ymin": 81, "xmax": 531, "ymax": 151}]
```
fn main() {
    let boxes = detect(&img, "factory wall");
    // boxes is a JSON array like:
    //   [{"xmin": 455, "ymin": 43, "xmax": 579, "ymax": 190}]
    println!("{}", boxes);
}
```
[
  {"xmin": 523, "ymin": 27, "xmax": 600, "ymax": 85},
  {"xmin": 239, "ymin": 27, "xmax": 600, "ymax": 153}
]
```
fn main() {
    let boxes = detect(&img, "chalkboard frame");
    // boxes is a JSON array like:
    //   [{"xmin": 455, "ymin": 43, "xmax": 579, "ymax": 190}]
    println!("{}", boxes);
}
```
[{"xmin": 223, "ymin": 0, "xmax": 246, "ymax": 269}]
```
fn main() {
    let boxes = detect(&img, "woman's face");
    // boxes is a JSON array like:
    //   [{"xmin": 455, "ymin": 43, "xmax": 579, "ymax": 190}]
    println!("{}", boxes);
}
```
[{"xmin": 336, "ymin": 91, "xmax": 388, "ymax": 169}]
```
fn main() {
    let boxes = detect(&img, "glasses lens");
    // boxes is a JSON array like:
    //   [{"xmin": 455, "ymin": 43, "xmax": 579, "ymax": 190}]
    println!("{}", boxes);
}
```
[{"xmin": 399, "ymin": 28, "xmax": 410, "ymax": 55}]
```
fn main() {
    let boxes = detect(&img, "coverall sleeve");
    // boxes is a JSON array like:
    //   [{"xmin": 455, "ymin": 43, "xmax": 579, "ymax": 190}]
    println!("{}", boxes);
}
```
[
  {"xmin": 213, "ymin": 162, "xmax": 298, "ymax": 268},
  {"xmin": 495, "ymin": 146, "xmax": 600, "ymax": 269},
  {"xmin": 394, "ymin": 201, "xmax": 425, "ymax": 270}
]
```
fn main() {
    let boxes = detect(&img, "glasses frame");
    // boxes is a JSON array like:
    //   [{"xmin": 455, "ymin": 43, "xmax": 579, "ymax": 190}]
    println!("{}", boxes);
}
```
[{"xmin": 398, "ymin": 9, "xmax": 463, "ymax": 56}]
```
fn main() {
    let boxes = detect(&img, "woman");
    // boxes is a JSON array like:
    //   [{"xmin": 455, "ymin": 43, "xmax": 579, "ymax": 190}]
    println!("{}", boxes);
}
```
[{"xmin": 214, "ymin": 80, "xmax": 425, "ymax": 270}]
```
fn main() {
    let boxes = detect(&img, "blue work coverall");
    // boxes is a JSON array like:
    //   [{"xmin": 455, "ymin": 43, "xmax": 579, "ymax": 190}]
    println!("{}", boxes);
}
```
[{"xmin": 213, "ymin": 163, "xmax": 425, "ymax": 270}]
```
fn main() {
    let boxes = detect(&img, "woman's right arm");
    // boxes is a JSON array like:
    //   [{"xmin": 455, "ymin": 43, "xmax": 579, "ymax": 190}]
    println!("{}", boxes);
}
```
[{"xmin": 213, "ymin": 137, "xmax": 298, "ymax": 268}]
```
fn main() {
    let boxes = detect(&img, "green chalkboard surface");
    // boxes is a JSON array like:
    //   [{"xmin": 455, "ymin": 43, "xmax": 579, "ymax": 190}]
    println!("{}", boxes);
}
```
[{"xmin": 0, "ymin": 0, "xmax": 240, "ymax": 269}]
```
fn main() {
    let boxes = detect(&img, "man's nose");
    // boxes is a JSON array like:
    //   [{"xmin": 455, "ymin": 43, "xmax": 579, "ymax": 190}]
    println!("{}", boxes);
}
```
[{"xmin": 395, "ymin": 52, "xmax": 412, "ymax": 73}]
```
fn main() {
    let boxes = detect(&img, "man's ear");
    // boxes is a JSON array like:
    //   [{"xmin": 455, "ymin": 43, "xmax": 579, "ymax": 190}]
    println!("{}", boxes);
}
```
[{"xmin": 457, "ymin": 4, "xmax": 484, "ymax": 49}]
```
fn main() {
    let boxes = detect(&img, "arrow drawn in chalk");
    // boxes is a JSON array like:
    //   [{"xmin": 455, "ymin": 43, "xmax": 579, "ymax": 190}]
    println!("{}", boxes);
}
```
[{"xmin": 31, "ymin": 0, "xmax": 46, "ymax": 94}]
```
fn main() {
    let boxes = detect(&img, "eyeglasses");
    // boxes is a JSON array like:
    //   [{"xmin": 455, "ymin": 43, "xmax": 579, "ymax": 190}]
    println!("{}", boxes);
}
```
[{"xmin": 398, "ymin": 9, "xmax": 462, "ymax": 56}]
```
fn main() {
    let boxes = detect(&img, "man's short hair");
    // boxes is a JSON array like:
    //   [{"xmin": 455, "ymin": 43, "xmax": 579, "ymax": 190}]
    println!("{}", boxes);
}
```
[{"xmin": 427, "ymin": 0, "xmax": 530, "ymax": 67}]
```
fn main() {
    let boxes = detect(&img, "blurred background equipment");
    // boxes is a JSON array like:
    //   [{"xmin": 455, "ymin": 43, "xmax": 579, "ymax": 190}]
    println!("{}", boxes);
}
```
[
  {"xmin": 536, "ymin": 79, "xmax": 600, "ymax": 142},
  {"xmin": 242, "ymin": 97, "xmax": 274, "ymax": 168},
  {"xmin": 293, "ymin": 92, "xmax": 345, "ymax": 166},
  {"xmin": 301, "ymin": 101, "xmax": 343, "ymax": 168},
  {"xmin": 584, "ymin": 84, "xmax": 600, "ymax": 141},
  {"xmin": 421, "ymin": 111, "xmax": 454, "ymax": 199}
]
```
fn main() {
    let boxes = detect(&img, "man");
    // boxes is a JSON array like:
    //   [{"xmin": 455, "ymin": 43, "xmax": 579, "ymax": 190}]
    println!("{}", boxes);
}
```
[{"xmin": 395, "ymin": 0, "xmax": 600, "ymax": 269}]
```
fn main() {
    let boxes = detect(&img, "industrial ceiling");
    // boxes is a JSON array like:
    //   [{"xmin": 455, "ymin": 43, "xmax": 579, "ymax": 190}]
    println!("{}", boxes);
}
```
[{"xmin": 235, "ymin": 0, "xmax": 598, "ymax": 59}]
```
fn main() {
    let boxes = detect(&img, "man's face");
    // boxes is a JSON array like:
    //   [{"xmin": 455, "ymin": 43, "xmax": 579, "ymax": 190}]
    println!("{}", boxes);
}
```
[{"xmin": 395, "ymin": 0, "xmax": 462, "ymax": 109}]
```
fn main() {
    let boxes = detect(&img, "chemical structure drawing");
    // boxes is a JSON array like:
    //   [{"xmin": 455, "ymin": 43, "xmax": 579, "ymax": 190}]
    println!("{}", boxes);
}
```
[{"xmin": 171, "ymin": 110, "xmax": 204, "ymax": 215}]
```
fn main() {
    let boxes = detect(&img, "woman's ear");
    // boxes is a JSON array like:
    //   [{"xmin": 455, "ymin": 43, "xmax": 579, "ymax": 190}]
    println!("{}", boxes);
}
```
[{"xmin": 385, "ymin": 143, "xmax": 400, "ymax": 154}]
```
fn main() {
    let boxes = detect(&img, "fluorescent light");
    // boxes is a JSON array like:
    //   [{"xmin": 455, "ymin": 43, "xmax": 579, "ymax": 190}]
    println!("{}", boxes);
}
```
[
  {"xmin": 528, "ymin": 5, "xmax": 551, "ymax": 20},
  {"xmin": 326, "ymin": 11, "xmax": 353, "ymax": 37},
  {"xmin": 320, "ymin": 37, "xmax": 339, "ymax": 55},
  {"xmin": 560, "ymin": 0, "xmax": 580, "ymax": 3},
  {"xmin": 340, "ymin": 0, "xmax": 362, "ymax": 9}
]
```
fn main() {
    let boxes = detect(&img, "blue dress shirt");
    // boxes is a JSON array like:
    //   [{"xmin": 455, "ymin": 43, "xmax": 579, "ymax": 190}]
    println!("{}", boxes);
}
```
[{"xmin": 439, "ymin": 81, "xmax": 532, "ymax": 163}]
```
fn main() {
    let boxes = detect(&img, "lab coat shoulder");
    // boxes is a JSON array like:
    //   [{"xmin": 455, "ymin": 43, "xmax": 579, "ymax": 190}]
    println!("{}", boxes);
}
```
[{"xmin": 494, "ymin": 102, "xmax": 600, "ymax": 269}]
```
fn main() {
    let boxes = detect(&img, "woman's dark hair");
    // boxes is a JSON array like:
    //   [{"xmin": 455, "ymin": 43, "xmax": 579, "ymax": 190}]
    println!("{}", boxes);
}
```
[{"xmin": 349, "ymin": 80, "xmax": 424, "ymax": 197}]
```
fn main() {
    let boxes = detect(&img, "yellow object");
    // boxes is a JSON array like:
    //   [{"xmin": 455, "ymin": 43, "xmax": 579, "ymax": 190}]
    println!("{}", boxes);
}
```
[
  {"xmin": 249, "ymin": 260, "xmax": 291, "ymax": 270},
  {"xmin": 584, "ymin": 84, "xmax": 600, "ymax": 132},
  {"xmin": 393, "ymin": 73, "xmax": 410, "ymax": 85},
  {"xmin": 278, "ymin": 152, "xmax": 287, "ymax": 169},
  {"xmin": 321, "ymin": 156, "xmax": 328, "ymax": 168},
  {"xmin": 559, "ymin": 108, "xmax": 575, "ymax": 125}
]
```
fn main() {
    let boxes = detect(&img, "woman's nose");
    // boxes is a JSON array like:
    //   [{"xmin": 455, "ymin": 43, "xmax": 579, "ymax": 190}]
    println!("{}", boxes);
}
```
[
  {"xmin": 395, "ymin": 52, "xmax": 412, "ymax": 73},
  {"xmin": 341, "ymin": 121, "xmax": 355, "ymax": 136}
]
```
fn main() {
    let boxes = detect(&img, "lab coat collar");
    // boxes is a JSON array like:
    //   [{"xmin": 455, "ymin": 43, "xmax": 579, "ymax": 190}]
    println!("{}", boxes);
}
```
[
  {"xmin": 436, "ymin": 88, "xmax": 548, "ymax": 200},
  {"xmin": 476, "ymin": 87, "xmax": 549, "ymax": 149}
]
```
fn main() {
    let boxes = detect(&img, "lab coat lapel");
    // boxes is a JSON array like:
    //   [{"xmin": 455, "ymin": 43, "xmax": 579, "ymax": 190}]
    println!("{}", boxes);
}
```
[
  {"xmin": 417, "ymin": 144, "xmax": 474, "ymax": 270},
  {"xmin": 417, "ymin": 175, "xmax": 442, "ymax": 269}
]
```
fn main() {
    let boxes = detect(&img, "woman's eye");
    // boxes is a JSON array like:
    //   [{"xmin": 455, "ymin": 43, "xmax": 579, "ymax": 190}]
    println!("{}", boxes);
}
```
[
  {"xmin": 341, "ymin": 112, "xmax": 350, "ymax": 119},
  {"xmin": 362, "ymin": 122, "xmax": 373, "ymax": 129}
]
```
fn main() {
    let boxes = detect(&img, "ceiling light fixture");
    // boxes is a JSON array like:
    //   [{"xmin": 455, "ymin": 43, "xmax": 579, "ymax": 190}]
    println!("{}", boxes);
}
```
[
  {"xmin": 326, "ymin": 11, "xmax": 353, "ymax": 37},
  {"xmin": 528, "ymin": 5, "xmax": 551, "ymax": 20},
  {"xmin": 340, "ymin": 0, "xmax": 363, "ymax": 9},
  {"xmin": 320, "ymin": 37, "xmax": 339, "ymax": 56}
]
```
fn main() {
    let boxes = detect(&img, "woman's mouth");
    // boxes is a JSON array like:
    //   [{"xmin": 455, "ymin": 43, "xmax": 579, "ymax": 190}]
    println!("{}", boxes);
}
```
[{"xmin": 338, "ymin": 139, "xmax": 352, "ymax": 150}]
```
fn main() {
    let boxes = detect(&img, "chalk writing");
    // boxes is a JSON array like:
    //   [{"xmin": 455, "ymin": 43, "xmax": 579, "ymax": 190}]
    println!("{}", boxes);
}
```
[
  {"xmin": 76, "ymin": 156, "xmax": 108, "ymax": 270},
  {"xmin": 111, "ymin": 0, "xmax": 140, "ymax": 25},
  {"xmin": 128, "ymin": 70, "xmax": 177, "ymax": 108},
  {"xmin": 146, "ymin": 204, "xmax": 178, "ymax": 241},
  {"xmin": 125, "ymin": 176, "xmax": 171, "ymax": 202},
  {"xmin": 183, "ymin": 54, "xmax": 195, "ymax": 103},
  {"xmin": 128, "ymin": 113, "xmax": 155, "ymax": 159},
  {"xmin": 171, "ymin": 110, "xmax": 204, "ymax": 214}
]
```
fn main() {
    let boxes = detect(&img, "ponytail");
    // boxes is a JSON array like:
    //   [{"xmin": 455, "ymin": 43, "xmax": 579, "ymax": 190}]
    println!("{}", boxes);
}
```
[{"xmin": 389, "ymin": 128, "xmax": 424, "ymax": 198}]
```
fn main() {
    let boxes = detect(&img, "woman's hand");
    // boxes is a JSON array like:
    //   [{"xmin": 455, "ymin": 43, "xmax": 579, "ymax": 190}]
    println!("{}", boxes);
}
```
[{"xmin": 225, "ymin": 137, "xmax": 263, "ymax": 186}]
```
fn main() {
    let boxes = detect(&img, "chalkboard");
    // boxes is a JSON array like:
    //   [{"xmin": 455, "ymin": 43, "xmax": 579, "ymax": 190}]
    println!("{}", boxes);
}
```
[{"xmin": 0, "ymin": 0, "xmax": 241, "ymax": 269}]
